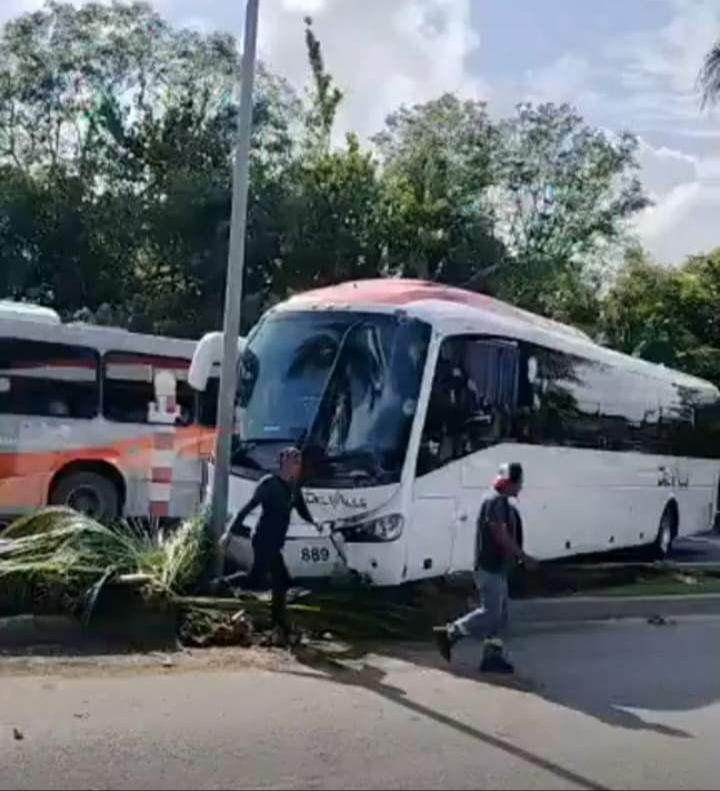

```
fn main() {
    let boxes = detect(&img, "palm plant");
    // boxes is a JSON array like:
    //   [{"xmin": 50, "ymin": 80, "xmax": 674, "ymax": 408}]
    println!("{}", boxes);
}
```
[{"xmin": 700, "ymin": 39, "xmax": 720, "ymax": 108}]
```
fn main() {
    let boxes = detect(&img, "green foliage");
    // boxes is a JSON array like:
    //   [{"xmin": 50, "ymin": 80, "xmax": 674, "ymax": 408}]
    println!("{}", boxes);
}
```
[
  {"xmin": 488, "ymin": 104, "xmax": 648, "ymax": 316},
  {"xmin": 602, "ymin": 248, "xmax": 720, "ymax": 385},
  {"xmin": 0, "ymin": 507, "xmax": 210, "ymax": 616},
  {"xmin": 303, "ymin": 16, "xmax": 343, "ymax": 155},
  {"xmin": 700, "ymin": 39, "xmax": 720, "ymax": 108},
  {"xmin": 374, "ymin": 94, "xmax": 502, "ymax": 284},
  {"xmin": 0, "ymin": 1, "xmax": 655, "ymax": 344}
]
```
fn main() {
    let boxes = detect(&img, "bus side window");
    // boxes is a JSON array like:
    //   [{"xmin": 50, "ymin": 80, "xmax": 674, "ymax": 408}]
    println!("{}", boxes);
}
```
[
  {"xmin": 0, "ymin": 339, "xmax": 99, "ymax": 419},
  {"xmin": 103, "ymin": 353, "xmax": 196, "ymax": 425},
  {"xmin": 417, "ymin": 337, "xmax": 518, "ymax": 476}
]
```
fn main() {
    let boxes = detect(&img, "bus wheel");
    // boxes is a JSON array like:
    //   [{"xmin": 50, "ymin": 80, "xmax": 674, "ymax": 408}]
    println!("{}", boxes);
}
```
[
  {"xmin": 50, "ymin": 472, "xmax": 120, "ymax": 522},
  {"xmin": 654, "ymin": 504, "xmax": 677, "ymax": 560}
]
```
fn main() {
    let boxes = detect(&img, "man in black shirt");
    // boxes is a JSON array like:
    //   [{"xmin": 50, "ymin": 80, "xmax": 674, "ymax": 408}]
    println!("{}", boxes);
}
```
[
  {"xmin": 221, "ymin": 447, "xmax": 316, "ymax": 639},
  {"xmin": 434, "ymin": 462, "xmax": 537, "ymax": 674}
]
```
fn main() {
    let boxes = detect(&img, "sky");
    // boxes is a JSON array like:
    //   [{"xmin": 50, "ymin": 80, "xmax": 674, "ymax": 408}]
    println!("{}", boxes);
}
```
[{"xmin": 2, "ymin": 0, "xmax": 719, "ymax": 265}]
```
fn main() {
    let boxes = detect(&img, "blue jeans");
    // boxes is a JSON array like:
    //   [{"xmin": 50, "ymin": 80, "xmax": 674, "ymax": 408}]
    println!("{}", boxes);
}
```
[{"xmin": 450, "ymin": 570, "xmax": 509, "ymax": 643}]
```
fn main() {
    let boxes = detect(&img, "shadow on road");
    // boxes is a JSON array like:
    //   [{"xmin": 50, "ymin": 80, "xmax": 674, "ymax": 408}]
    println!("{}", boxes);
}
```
[
  {"xmin": 286, "ymin": 614, "xmax": 720, "ymax": 752},
  {"xmin": 286, "ymin": 645, "xmax": 609, "ymax": 791},
  {"xmin": 384, "ymin": 620, "xmax": 716, "ymax": 739},
  {"xmin": 493, "ymin": 619, "xmax": 718, "ymax": 739}
]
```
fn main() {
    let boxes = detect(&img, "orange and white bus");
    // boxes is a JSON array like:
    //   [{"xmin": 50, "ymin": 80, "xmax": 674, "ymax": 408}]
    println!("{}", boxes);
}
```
[{"xmin": 0, "ymin": 302, "xmax": 218, "ymax": 525}]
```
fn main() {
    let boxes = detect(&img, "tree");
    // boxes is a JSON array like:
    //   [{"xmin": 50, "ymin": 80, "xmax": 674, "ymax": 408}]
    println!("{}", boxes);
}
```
[
  {"xmin": 0, "ymin": 2, "xmax": 658, "ymax": 343},
  {"xmin": 266, "ymin": 19, "xmax": 384, "ymax": 300},
  {"xmin": 374, "ymin": 94, "xmax": 503, "ymax": 284},
  {"xmin": 302, "ymin": 17, "xmax": 343, "ymax": 156},
  {"xmin": 0, "ymin": 1, "xmax": 299, "ymax": 336},
  {"xmin": 700, "ymin": 39, "xmax": 720, "ymax": 108},
  {"xmin": 602, "ymin": 248, "xmax": 720, "ymax": 385},
  {"xmin": 487, "ymin": 104, "xmax": 649, "ymax": 321}
]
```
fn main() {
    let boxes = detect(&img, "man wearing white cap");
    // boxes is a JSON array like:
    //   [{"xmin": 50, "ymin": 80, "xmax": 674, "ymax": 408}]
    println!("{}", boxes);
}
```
[{"xmin": 434, "ymin": 462, "xmax": 538, "ymax": 674}]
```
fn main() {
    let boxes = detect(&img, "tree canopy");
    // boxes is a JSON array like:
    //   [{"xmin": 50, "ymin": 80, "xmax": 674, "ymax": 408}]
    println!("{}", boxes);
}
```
[
  {"xmin": 602, "ymin": 248, "xmax": 720, "ymax": 384},
  {"xmin": 6, "ymin": 1, "xmax": 712, "ymax": 389}
]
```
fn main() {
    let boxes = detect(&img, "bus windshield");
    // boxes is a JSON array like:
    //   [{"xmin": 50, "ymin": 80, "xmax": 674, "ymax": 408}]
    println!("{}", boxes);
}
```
[{"xmin": 233, "ymin": 311, "xmax": 431, "ymax": 487}]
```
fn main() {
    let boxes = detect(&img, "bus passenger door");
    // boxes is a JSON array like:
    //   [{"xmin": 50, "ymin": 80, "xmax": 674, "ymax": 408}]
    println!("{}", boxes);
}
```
[{"xmin": 409, "ymin": 464, "xmax": 458, "ymax": 580}]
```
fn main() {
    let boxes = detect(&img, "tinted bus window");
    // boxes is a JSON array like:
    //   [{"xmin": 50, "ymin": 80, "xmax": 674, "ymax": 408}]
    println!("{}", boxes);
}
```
[
  {"xmin": 419, "ymin": 337, "xmax": 519, "ymax": 475},
  {"xmin": 519, "ymin": 342, "xmax": 720, "ymax": 457},
  {"xmin": 103, "ymin": 352, "xmax": 196, "ymax": 425},
  {"xmin": 0, "ymin": 339, "xmax": 99, "ymax": 419}
]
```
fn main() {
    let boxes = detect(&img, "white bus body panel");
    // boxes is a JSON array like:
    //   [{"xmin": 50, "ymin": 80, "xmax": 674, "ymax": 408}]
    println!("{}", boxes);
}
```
[{"xmin": 221, "ymin": 280, "xmax": 720, "ymax": 586}]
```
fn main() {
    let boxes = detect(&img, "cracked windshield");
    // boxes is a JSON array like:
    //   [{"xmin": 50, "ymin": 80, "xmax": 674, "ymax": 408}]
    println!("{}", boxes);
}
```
[{"xmin": 234, "ymin": 312, "xmax": 430, "ymax": 486}]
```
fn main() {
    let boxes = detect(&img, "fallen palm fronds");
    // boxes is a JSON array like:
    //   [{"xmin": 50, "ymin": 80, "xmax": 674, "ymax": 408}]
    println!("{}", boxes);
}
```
[{"xmin": 0, "ymin": 508, "xmax": 209, "ymax": 619}]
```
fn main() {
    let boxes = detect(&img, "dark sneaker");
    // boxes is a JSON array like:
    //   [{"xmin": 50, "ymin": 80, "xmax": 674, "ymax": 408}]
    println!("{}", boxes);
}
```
[
  {"xmin": 480, "ymin": 653, "xmax": 515, "ymax": 675},
  {"xmin": 433, "ymin": 626, "xmax": 457, "ymax": 662},
  {"xmin": 270, "ymin": 627, "xmax": 291, "ymax": 648}
]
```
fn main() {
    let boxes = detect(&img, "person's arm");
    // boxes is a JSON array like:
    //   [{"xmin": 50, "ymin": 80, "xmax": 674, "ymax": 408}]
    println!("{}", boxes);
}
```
[
  {"xmin": 222, "ymin": 479, "xmax": 268, "ymax": 542},
  {"xmin": 294, "ymin": 487, "xmax": 316, "ymax": 527},
  {"xmin": 487, "ymin": 498, "xmax": 537, "ymax": 566}
]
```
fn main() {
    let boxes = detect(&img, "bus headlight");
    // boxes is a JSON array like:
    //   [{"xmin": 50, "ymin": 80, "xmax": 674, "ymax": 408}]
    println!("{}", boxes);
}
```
[{"xmin": 344, "ymin": 514, "xmax": 404, "ymax": 543}]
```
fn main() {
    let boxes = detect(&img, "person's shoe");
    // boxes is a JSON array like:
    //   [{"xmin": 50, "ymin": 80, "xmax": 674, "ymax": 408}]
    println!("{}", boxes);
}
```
[
  {"xmin": 480, "ymin": 653, "xmax": 515, "ymax": 675},
  {"xmin": 433, "ymin": 626, "xmax": 458, "ymax": 662},
  {"xmin": 270, "ymin": 626, "xmax": 291, "ymax": 648}
]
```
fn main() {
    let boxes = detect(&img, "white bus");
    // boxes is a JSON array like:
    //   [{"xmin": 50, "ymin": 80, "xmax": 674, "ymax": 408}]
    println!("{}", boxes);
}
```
[
  {"xmin": 0, "ymin": 302, "xmax": 218, "ymax": 525},
  {"xmin": 191, "ymin": 280, "xmax": 720, "ymax": 586}
]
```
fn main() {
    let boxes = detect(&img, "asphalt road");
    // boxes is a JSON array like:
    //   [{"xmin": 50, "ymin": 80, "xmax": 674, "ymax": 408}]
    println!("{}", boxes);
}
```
[
  {"xmin": 3, "ymin": 617, "xmax": 720, "ymax": 790},
  {"xmin": 671, "ymin": 530, "xmax": 720, "ymax": 563}
]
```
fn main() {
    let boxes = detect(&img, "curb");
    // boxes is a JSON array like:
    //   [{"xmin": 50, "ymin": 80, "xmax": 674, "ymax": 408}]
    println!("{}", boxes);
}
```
[
  {"xmin": 4, "ymin": 595, "xmax": 720, "ymax": 650},
  {"xmin": 0, "ymin": 615, "xmax": 84, "ymax": 647},
  {"xmin": 512, "ymin": 593, "xmax": 720, "ymax": 623},
  {"xmin": 0, "ymin": 612, "xmax": 178, "ymax": 651}
]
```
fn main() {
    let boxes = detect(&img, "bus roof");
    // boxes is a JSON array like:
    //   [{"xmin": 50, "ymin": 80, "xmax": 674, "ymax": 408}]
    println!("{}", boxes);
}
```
[
  {"xmin": 0, "ymin": 303, "xmax": 197, "ymax": 358},
  {"xmin": 287, "ymin": 279, "xmax": 592, "ymax": 342},
  {"xmin": 0, "ymin": 301, "xmax": 61, "ymax": 325},
  {"xmin": 282, "ymin": 279, "xmax": 718, "ymax": 397}
]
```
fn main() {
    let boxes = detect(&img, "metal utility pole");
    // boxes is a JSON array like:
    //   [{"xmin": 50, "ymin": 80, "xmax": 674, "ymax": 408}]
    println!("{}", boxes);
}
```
[{"xmin": 210, "ymin": 0, "xmax": 260, "ymax": 577}]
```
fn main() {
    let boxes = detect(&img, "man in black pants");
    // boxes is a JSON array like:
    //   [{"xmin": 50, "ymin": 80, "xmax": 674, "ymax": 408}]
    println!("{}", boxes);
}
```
[{"xmin": 220, "ymin": 447, "xmax": 316, "ymax": 640}]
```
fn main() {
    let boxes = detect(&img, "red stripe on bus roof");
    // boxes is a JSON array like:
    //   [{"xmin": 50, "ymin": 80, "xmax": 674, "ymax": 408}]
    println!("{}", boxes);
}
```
[{"xmin": 291, "ymin": 279, "xmax": 589, "ymax": 337}]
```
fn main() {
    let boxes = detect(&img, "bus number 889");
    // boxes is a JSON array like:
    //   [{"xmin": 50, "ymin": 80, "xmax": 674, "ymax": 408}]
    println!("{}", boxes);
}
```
[{"xmin": 301, "ymin": 547, "xmax": 331, "ymax": 564}]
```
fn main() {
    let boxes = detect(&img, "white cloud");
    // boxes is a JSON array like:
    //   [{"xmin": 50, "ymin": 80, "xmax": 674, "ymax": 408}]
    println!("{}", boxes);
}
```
[
  {"xmin": 635, "ymin": 182, "xmax": 720, "ymax": 263},
  {"xmin": 636, "ymin": 139, "xmax": 698, "ymax": 198},
  {"xmin": 521, "ymin": 54, "xmax": 600, "ymax": 108},
  {"xmin": 257, "ymin": 0, "xmax": 484, "ymax": 138},
  {"xmin": 634, "ymin": 138, "xmax": 720, "ymax": 263},
  {"xmin": 607, "ymin": 0, "xmax": 720, "ymax": 115},
  {"xmin": 281, "ymin": 0, "xmax": 326, "ymax": 12}
]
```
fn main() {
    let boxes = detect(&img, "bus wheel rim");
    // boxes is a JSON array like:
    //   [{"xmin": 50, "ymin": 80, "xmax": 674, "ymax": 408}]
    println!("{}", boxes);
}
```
[
  {"xmin": 67, "ymin": 486, "xmax": 103, "ymax": 518},
  {"xmin": 660, "ymin": 514, "xmax": 673, "ymax": 553}
]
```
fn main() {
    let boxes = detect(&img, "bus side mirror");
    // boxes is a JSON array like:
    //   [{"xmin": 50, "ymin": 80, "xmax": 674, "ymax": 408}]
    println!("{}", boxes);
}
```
[{"xmin": 189, "ymin": 332, "xmax": 246, "ymax": 391}]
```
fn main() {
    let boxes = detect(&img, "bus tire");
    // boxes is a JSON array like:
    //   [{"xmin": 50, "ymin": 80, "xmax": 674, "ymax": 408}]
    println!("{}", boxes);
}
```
[
  {"xmin": 654, "ymin": 503, "xmax": 677, "ymax": 560},
  {"xmin": 50, "ymin": 472, "xmax": 121, "ymax": 522}
]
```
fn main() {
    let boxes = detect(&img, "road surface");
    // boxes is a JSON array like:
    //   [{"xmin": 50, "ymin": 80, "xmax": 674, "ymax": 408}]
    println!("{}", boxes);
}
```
[
  {"xmin": 2, "ymin": 616, "xmax": 720, "ymax": 790},
  {"xmin": 672, "ymin": 530, "xmax": 720, "ymax": 563}
]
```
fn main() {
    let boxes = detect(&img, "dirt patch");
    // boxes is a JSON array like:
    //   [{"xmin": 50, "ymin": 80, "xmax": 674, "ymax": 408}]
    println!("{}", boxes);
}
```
[{"xmin": 0, "ymin": 644, "xmax": 294, "ymax": 678}]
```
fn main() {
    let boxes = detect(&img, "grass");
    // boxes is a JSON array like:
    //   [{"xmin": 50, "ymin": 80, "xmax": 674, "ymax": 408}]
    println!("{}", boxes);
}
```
[{"xmin": 581, "ymin": 571, "xmax": 720, "ymax": 598}]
